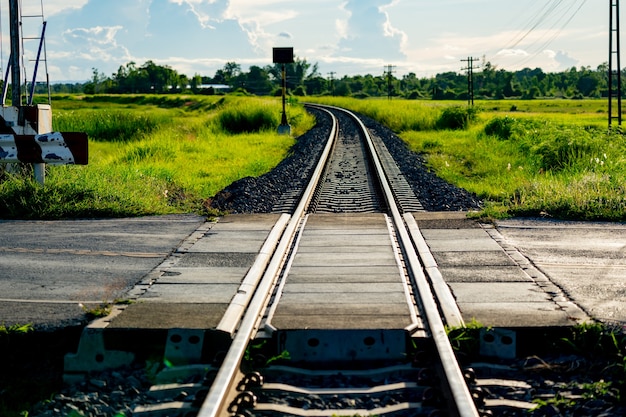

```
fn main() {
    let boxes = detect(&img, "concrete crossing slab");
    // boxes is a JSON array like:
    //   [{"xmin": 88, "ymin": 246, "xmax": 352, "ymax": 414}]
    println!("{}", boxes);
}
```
[
  {"xmin": 284, "ymin": 271, "xmax": 401, "ymax": 283},
  {"xmin": 412, "ymin": 212, "xmax": 590, "ymax": 328},
  {"xmin": 438, "ymin": 266, "xmax": 533, "ymax": 283},
  {"xmin": 432, "ymin": 251, "xmax": 517, "ymax": 267},
  {"xmin": 155, "ymin": 267, "xmax": 248, "ymax": 284},
  {"xmin": 141, "ymin": 283, "xmax": 240, "ymax": 303},
  {"xmin": 459, "ymin": 302, "xmax": 576, "ymax": 328},
  {"xmin": 281, "ymin": 282, "xmax": 406, "ymax": 294},
  {"xmin": 293, "ymin": 252, "xmax": 398, "ymax": 266},
  {"xmin": 270, "ymin": 213, "xmax": 416, "ymax": 331},
  {"xmin": 278, "ymin": 291, "xmax": 408, "ymax": 305},
  {"xmin": 450, "ymin": 282, "xmax": 552, "ymax": 303},
  {"xmin": 4, "ymin": 210, "xmax": 624, "ymax": 334}
]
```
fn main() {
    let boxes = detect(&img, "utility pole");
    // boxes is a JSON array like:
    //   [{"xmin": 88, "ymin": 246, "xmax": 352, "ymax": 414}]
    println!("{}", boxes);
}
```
[
  {"xmin": 609, "ymin": 0, "xmax": 622, "ymax": 129},
  {"xmin": 461, "ymin": 57, "xmax": 480, "ymax": 106},
  {"xmin": 9, "ymin": 0, "xmax": 21, "ymax": 108},
  {"xmin": 328, "ymin": 71, "xmax": 336, "ymax": 96},
  {"xmin": 384, "ymin": 65, "xmax": 396, "ymax": 100}
]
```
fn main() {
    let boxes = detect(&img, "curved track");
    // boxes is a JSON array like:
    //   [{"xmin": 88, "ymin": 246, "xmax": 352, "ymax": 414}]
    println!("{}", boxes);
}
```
[{"xmin": 188, "ymin": 105, "xmax": 480, "ymax": 417}]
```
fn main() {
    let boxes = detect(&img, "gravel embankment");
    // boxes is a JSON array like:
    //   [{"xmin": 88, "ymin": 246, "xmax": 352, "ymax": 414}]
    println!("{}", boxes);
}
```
[{"xmin": 210, "ymin": 107, "xmax": 482, "ymax": 213}]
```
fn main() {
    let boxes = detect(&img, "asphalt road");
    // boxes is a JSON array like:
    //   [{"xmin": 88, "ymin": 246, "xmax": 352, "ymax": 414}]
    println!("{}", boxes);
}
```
[
  {"xmin": 496, "ymin": 218, "xmax": 626, "ymax": 326},
  {"xmin": 0, "ymin": 214, "xmax": 205, "ymax": 330},
  {"xmin": 1, "ymin": 214, "xmax": 625, "ymax": 331}
]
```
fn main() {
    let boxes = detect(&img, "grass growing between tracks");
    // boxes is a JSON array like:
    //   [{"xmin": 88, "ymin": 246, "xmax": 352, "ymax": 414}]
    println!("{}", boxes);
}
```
[
  {"xmin": 447, "ymin": 322, "xmax": 626, "ymax": 412},
  {"xmin": 0, "ymin": 95, "xmax": 314, "ymax": 219},
  {"xmin": 309, "ymin": 97, "xmax": 626, "ymax": 221}
]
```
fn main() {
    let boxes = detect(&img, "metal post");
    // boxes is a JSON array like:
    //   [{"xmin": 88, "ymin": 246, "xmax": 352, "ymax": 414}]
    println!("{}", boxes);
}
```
[
  {"xmin": 8, "ymin": 0, "xmax": 46, "ymax": 183},
  {"xmin": 609, "ymin": 0, "xmax": 622, "ymax": 129},
  {"xmin": 278, "ymin": 63, "xmax": 291, "ymax": 135},
  {"xmin": 9, "ymin": 0, "xmax": 20, "ymax": 107},
  {"xmin": 28, "ymin": 21, "xmax": 47, "ymax": 106},
  {"xmin": 281, "ymin": 64, "xmax": 287, "ymax": 124}
]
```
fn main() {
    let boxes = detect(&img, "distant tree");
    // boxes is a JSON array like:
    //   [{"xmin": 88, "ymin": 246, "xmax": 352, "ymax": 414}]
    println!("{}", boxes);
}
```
[
  {"xmin": 267, "ymin": 56, "xmax": 314, "ymax": 91},
  {"xmin": 141, "ymin": 60, "xmax": 178, "ymax": 93},
  {"xmin": 78, "ymin": 58, "xmax": 621, "ymax": 100},
  {"xmin": 243, "ymin": 65, "xmax": 272, "ymax": 95},
  {"xmin": 304, "ymin": 76, "xmax": 328, "ymax": 95},
  {"xmin": 334, "ymin": 79, "xmax": 352, "ymax": 96},
  {"xmin": 190, "ymin": 74, "xmax": 203, "ymax": 93}
]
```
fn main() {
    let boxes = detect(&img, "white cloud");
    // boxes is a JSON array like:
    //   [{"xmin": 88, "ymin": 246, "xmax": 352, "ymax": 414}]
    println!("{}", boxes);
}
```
[
  {"xmin": 3, "ymin": 0, "xmax": 609, "ymax": 81},
  {"xmin": 64, "ymin": 26, "xmax": 123, "ymax": 46},
  {"xmin": 36, "ymin": 0, "xmax": 89, "ymax": 16}
]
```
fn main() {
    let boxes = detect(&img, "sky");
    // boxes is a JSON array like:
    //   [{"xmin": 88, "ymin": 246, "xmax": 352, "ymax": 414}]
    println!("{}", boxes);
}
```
[{"xmin": 1, "ymin": 0, "xmax": 612, "ymax": 83}]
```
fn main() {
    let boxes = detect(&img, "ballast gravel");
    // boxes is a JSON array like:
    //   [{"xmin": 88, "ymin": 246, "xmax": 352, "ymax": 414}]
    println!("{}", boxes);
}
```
[{"xmin": 209, "ymin": 107, "xmax": 482, "ymax": 213}]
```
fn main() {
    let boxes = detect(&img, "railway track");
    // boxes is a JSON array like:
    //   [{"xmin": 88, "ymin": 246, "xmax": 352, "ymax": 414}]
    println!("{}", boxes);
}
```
[
  {"xmin": 60, "ymin": 105, "xmax": 488, "ymax": 416},
  {"xmin": 128, "ymin": 105, "xmax": 480, "ymax": 417}
]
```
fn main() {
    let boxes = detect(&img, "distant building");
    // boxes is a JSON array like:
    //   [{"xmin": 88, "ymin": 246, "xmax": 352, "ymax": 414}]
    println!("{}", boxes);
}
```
[{"xmin": 199, "ymin": 84, "xmax": 232, "ymax": 92}]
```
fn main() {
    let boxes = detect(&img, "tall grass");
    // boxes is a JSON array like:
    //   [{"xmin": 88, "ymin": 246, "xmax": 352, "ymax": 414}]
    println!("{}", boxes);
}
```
[
  {"xmin": 307, "ymin": 96, "xmax": 441, "ymax": 131},
  {"xmin": 54, "ymin": 110, "xmax": 167, "ymax": 142},
  {"xmin": 3, "ymin": 94, "xmax": 624, "ymax": 221},
  {"xmin": 0, "ymin": 95, "xmax": 315, "ymax": 219},
  {"xmin": 322, "ymin": 97, "xmax": 626, "ymax": 221},
  {"xmin": 408, "ymin": 111, "xmax": 626, "ymax": 220}
]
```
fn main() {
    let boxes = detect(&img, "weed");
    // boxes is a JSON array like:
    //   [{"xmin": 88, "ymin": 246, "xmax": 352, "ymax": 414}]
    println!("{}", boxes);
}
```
[
  {"xmin": 446, "ymin": 319, "xmax": 485, "ymax": 358},
  {"xmin": 484, "ymin": 116, "xmax": 516, "ymax": 139},
  {"xmin": 79, "ymin": 302, "xmax": 112, "ymax": 320},
  {"xmin": 0, "ymin": 323, "xmax": 34, "ymax": 336},
  {"xmin": 557, "ymin": 323, "xmax": 626, "ymax": 402},
  {"xmin": 244, "ymin": 340, "xmax": 290, "ymax": 369},
  {"xmin": 54, "ymin": 109, "xmax": 166, "ymax": 142}
]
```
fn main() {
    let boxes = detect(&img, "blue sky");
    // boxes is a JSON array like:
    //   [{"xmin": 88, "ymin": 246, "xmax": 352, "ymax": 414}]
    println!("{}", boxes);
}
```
[{"xmin": 5, "ymin": 0, "xmax": 609, "ymax": 82}]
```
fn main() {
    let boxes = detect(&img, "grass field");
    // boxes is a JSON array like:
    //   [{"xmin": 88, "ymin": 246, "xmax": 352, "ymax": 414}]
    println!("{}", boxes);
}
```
[
  {"xmin": 0, "ymin": 95, "xmax": 315, "ymax": 219},
  {"xmin": 309, "ymin": 97, "xmax": 625, "ymax": 221},
  {"xmin": 0, "ymin": 94, "xmax": 624, "ymax": 221}
]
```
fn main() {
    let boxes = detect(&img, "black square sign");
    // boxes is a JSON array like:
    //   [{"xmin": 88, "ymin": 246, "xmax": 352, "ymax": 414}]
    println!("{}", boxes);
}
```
[{"xmin": 273, "ymin": 47, "xmax": 294, "ymax": 64}]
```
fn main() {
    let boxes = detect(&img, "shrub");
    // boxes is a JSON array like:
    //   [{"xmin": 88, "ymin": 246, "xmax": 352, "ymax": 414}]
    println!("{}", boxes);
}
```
[
  {"xmin": 530, "ymin": 126, "xmax": 598, "ymax": 171},
  {"xmin": 484, "ymin": 116, "xmax": 516, "ymax": 140},
  {"xmin": 436, "ymin": 106, "xmax": 476, "ymax": 130},
  {"xmin": 406, "ymin": 90, "xmax": 422, "ymax": 100},
  {"xmin": 217, "ymin": 103, "xmax": 279, "ymax": 134},
  {"xmin": 293, "ymin": 86, "xmax": 307, "ymax": 96}
]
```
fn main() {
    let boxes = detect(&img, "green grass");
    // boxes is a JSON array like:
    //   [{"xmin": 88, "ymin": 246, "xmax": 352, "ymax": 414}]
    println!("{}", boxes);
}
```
[
  {"xmin": 2, "ymin": 95, "xmax": 626, "ymax": 221},
  {"xmin": 0, "ymin": 95, "xmax": 315, "ymax": 219},
  {"xmin": 310, "ymin": 97, "xmax": 626, "ymax": 221}
]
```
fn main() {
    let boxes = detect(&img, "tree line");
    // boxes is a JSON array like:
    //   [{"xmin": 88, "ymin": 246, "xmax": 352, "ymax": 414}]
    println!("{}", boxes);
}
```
[{"xmin": 46, "ymin": 58, "xmax": 617, "ymax": 100}]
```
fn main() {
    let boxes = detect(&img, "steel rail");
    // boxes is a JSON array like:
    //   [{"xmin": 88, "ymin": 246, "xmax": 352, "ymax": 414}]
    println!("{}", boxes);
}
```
[
  {"xmin": 198, "ymin": 104, "xmax": 478, "ymax": 417},
  {"xmin": 339, "ymin": 105, "xmax": 480, "ymax": 417},
  {"xmin": 196, "ymin": 107, "xmax": 339, "ymax": 417}
]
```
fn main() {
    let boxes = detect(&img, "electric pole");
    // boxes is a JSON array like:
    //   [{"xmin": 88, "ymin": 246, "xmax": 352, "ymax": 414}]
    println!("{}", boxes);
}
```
[
  {"xmin": 328, "ymin": 71, "xmax": 336, "ymax": 96},
  {"xmin": 384, "ymin": 65, "xmax": 396, "ymax": 100},
  {"xmin": 461, "ymin": 57, "xmax": 480, "ymax": 106},
  {"xmin": 609, "ymin": 0, "xmax": 622, "ymax": 129}
]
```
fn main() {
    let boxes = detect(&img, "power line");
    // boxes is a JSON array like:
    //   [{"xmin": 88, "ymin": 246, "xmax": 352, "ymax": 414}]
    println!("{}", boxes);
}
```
[
  {"xmin": 504, "ymin": 0, "xmax": 565, "ymax": 51},
  {"xmin": 510, "ymin": 0, "xmax": 588, "ymax": 68},
  {"xmin": 486, "ymin": 0, "xmax": 589, "ymax": 69}
]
